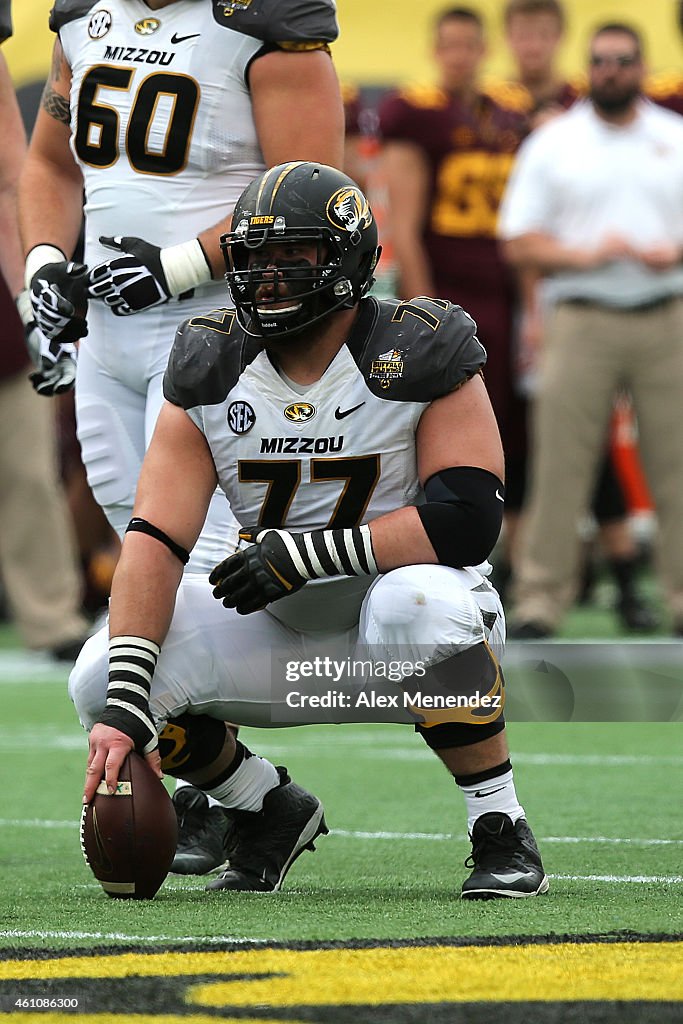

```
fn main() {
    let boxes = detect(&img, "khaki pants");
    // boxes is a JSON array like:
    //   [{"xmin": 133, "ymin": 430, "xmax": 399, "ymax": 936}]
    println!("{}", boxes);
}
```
[
  {"xmin": 513, "ymin": 297, "xmax": 683, "ymax": 627},
  {"xmin": 0, "ymin": 372, "xmax": 88, "ymax": 648}
]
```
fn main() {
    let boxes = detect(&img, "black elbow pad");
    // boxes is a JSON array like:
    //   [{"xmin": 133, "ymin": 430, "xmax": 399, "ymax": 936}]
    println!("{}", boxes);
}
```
[{"xmin": 416, "ymin": 467, "xmax": 504, "ymax": 568}]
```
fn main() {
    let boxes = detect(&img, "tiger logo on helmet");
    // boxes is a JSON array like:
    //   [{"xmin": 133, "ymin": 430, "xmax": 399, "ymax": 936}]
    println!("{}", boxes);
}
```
[{"xmin": 326, "ymin": 187, "xmax": 373, "ymax": 234}]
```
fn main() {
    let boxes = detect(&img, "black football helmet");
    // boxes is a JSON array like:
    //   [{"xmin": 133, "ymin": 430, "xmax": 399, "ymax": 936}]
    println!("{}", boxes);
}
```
[{"xmin": 221, "ymin": 161, "xmax": 381, "ymax": 339}]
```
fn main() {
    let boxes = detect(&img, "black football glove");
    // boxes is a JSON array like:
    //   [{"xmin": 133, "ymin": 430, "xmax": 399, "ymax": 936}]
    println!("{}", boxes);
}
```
[
  {"xmin": 17, "ymin": 291, "xmax": 77, "ymax": 397},
  {"xmin": 29, "ymin": 350, "xmax": 77, "ymax": 397},
  {"xmin": 29, "ymin": 260, "xmax": 89, "ymax": 344},
  {"xmin": 210, "ymin": 524, "xmax": 379, "ymax": 616},
  {"xmin": 88, "ymin": 235, "xmax": 212, "ymax": 316},
  {"xmin": 88, "ymin": 236, "xmax": 169, "ymax": 316},
  {"xmin": 209, "ymin": 528, "xmax": 310, "ymax": 615}
]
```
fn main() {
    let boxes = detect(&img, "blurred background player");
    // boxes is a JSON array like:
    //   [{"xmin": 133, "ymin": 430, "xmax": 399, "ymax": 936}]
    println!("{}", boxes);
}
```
[
  {"xmin": 499, "ymin": 22, "xmax": 683, "ymax": 638},
  {"xmin": 378, "ymin": 6, "xmax": 528, "ymax": 586},
  {"xmin": 19, "ymin": 0, "xmax": 344, "ymax": 873},
  {"xmin": 0, "ymin": 2, "xmax": 89, "ymax": 662},
  {"xmin": 488, "ymin": 0, "xmax": 580, "ymax": 124}
]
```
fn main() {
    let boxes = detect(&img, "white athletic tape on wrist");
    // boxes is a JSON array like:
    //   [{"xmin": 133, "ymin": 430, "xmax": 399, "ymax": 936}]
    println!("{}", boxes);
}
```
[
  {"xmin": 106, "ymin": 635, "xmax": 161, "ymax": 752},
  {"xmin": 160, "ymin": 238, "xmax": 212, "ymax": 297},
  {"xmin": 25, "ymin": 244, "xmax": 67, "ymax": 290}
]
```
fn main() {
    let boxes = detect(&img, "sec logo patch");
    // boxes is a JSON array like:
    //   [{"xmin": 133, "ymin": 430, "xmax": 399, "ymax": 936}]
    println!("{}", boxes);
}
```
[
  {"xmin": 227, "ymin": 401, "xmax": 256, "ymax": 434},
  {"xmin": 88, "ymin": 10, "xmax": 112, "ymax": 38}
]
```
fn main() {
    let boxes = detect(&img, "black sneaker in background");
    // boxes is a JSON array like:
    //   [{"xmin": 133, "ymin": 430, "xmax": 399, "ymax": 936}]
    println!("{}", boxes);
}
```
[
  {"xmin": 617, "ymin": 593, "xmax": 659, "ymax": 633},
  {"xmin": 50, "ymin": 636, "xmax": 88, "ymax": 663},
  {"xmin": 507, "ymin": 621, "xmax": 554, "ymax": 640},
  {"xmin": 206, "ymin": 766, "xmax": 327, "ymax": 893},
  {"xmin": 461, "ymin": 811, "xmax": 549, "ymax": 899},
  {"xmin": 171, "ymin": 785, "xmax": 234, "ymax": 875}
]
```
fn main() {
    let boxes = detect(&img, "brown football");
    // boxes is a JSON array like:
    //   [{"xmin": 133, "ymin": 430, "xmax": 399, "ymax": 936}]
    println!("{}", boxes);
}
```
[{"xmin": 80, "ymin": 752, "xmax": 177, "ymax": 899}]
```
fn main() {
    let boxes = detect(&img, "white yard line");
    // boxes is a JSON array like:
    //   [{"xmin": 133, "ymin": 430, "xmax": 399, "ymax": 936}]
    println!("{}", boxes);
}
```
[
  {"xmin": 1, "ymin": 819, "xmax": 681, "ymax": 848},
  {"xmin": 0, "ymin": 652, "xmax": 70, "ymax": 682},
  {"xmin": 2, "ymin": 729, "xmax": 683, "ymax": 767},
  {"xmin": 329, "ymin": 830, "xmax": 683, "ymax": 846},
  {"xmin": 549, "ymin": 874, "xmax": 683, "ymax": 883}
]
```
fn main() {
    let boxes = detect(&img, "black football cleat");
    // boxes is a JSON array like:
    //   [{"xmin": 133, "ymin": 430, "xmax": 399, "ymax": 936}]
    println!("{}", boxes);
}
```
[
  {"xmin": 461, "ymin": 812, "xmax": 549, "ymax": 899},
  {"xmin": 205, "ymin": 767, "xmax": 327, "ymax": 893},
  {"xmin": 170, "ymin": 785, "xmax": 234, "ymax": 875}
]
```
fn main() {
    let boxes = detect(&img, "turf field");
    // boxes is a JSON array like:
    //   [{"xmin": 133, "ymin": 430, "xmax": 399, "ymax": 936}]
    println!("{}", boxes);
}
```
[{"xmin": 0, "ymin": 614, "xmax": 681, "ymax": 1021}]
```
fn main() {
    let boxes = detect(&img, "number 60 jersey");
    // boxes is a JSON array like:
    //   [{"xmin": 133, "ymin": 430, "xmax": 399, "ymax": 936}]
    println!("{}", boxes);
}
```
[
  {"xmin": 164, "ymin": 296, "xmax": 487, "ymax": 627},
  {"xmin": 51, "ymin": 0, "xmax": 338, "ymax": 273}
]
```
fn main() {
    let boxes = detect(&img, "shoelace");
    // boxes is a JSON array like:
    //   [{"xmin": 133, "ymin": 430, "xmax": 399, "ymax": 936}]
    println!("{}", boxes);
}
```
[
  {"xmin": 176, "ymin": 809, "xmax": 208, "ymax": 846},
  {"xmin": 464, "ymin": 827, "xmax": 519, "ymax": 869}
]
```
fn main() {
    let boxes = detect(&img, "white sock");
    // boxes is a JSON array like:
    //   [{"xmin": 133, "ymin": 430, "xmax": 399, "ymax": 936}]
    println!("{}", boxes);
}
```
[
  {"xmin": 457, "ymin": 768, "xmax": 525, "ymax": 833},
  {"xmin": 206, "ymin": 752, "xmax": 280, "ymax": 812},
  {"xmin": 173, "ymin": 776, "xmax": 222, "ymax": 809}
]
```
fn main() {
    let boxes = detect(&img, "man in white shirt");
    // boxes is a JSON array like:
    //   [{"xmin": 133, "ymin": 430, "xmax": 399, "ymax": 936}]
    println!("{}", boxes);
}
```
[{"xmin": 498, "ymin": 22, "xmax": 683, "ymax": 637}]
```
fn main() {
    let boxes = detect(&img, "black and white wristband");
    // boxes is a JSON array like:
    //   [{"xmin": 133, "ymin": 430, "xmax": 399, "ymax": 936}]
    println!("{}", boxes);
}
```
[
  {"xmin": 98, "ymin": 635, "xmax": 160, "ymax": 754},
  {"xmin": 261, "ymin": 525, "xmax": 378, "ymax": 580}
]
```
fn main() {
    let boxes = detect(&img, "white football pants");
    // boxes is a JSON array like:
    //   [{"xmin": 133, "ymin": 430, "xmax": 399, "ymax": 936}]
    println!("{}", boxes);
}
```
[{"xmin": 69, "ymin": 564, "xmax": 505, "ymax": 733}]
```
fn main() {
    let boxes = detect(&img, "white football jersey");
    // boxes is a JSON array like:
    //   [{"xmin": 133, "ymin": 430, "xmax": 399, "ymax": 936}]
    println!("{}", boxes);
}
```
[
  {"xmin": 59, "ymin": 0, "xmax": 265, "ymax": 279},
  {"xmin": 164, "ymin": 296, "xmax": 487, "ymax": 629}
]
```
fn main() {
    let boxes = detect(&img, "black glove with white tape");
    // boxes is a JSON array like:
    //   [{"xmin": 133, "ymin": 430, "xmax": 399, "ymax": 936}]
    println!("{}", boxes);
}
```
[
  {"xmin": 209, "ymin": 525, "xmax": 378, "ymax": 615},
  {"xmin": 26, "ymin": 244, "xmax": 89, "ymax": 344},
  {"xmin": 16, "ymin": 290, "xmax": 77, "ymax": 397},
  {"xmin": 88, "ymin": 235, "xmax": 212, "ymax": 316}
]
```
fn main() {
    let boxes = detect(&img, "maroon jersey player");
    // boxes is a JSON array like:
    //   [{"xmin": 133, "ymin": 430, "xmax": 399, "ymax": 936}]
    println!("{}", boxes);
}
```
[{"xmin": 378, "ymin": 7, "xmax": 527, "ymax": 488}]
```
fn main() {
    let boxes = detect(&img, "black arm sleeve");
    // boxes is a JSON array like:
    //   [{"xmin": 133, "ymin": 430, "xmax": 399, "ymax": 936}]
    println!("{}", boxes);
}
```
[{"xmin": 416, "ymin": 467, "xmax": 504, "ymax": 569}]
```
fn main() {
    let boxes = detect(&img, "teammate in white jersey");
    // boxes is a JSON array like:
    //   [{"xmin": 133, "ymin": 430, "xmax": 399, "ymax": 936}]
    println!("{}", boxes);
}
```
[
  {"xmin": 19, "ymin": 0, "xmax": 344, "ymax": 874},
  {"xmin": 69, "ymin": 162, "xmax": 548, "ymax": 899},
  {"xmin": 19, "ymin": 0, "xmax": 343, "ymax": 572}
]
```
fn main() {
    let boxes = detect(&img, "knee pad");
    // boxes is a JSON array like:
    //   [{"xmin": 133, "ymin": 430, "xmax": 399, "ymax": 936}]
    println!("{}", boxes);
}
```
[
  {"xmin": 158, "ymin": 713, "xmax": 229, "ymax": 775},
  {"xmin": 364, "ymin": 566, "xmax": 485, "ymax": 648},
  {"xmin": 407, "ymin": 641, "xmax": 505, "ymax": 735},
  {"xmin": 416, "ymin": 718, "xmax": 506, "ymax": 749}
]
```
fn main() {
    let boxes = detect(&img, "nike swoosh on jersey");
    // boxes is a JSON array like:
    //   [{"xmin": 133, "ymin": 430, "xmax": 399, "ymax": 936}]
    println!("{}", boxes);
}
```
[
  {"xmin": 334, "ymin": 402, "xmax": 366, "ymax": 420},
  {"xmin": 171, "ymin": 32, "xmax": 200, "ymax": 43},
  {"xmin": 495, "ymin": 489, "xmax": 504, "ymax": 501}
]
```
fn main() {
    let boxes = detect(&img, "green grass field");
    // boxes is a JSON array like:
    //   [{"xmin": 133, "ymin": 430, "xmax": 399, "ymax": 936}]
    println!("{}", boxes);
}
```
[{"xmin": 0, "ymin": 628, "xmax": 681, "ymax": 1022}]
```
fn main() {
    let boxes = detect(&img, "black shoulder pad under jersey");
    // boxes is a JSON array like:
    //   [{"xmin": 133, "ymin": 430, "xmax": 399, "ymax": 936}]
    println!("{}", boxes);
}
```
[
  {"xmin": 211, "ymin": 0, "xmax": 338, "ymax": 44},
  {"xmin": 347, "ymin": 296, "xmax": 487, "ymax": 403},
  {"xmin": 49, "ymin": 0, "xmax": 98, "ymax": 32},
  {"xmin": 164, "ymin": 308, "xmax": 263, "ymax": 410},
  {"xmin": 0, "ymin": 0, "xmax": 12, "ymax": 43}
]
